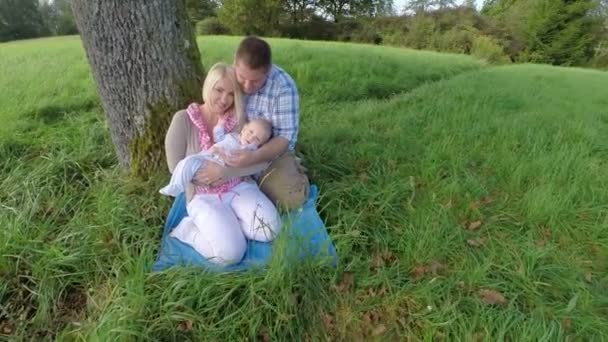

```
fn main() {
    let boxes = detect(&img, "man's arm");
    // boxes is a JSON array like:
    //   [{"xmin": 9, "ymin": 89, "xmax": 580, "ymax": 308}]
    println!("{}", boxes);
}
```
[{"xmin": 192, "ymin": 161, "xmax": 270, "ymax": 187}]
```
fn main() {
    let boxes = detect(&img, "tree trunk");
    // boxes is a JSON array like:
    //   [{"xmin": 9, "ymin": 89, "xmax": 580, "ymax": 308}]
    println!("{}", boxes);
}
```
[{"xmin": 71, "ymin": 0, "xmax": 204, "ymax": 178}]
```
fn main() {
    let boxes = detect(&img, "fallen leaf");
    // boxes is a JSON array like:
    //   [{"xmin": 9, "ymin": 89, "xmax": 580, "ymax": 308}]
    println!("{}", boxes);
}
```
[
  {"xmin": 322, "ymin": 313, "xmax": 335, "ymax": 331},
  {"xmin": 411, "ymin": 265, "xmax": 428, "ymax": 280},
  {"xmin": 562, "ymin": 318, "xmax": 572, "ymax": 331},
  {"xmin": 584, "ymin": 273, "xmax": 593, "ymax": 283},
  {"xmin": 411, "ymin": 260, "xmax": 446, "ymax": 280},
  {"xmin": 177, "ymin": 319, "xmax": 193, "ymax": 331},
  {"xmin": 372, "ymin": 324, "xmax": 387, "ymax": 336},
  {"xmin": 359, "ymin": 173, "xmax": 369, "ymax": 182},
  {"xmin": 538, "ymin": 225, "xmax": 552, "ymax": 246},
  {"xmin": 0, "ymin": 321, "xmax": 15, "ymax": 335},
  {"xmin": 335, "ymin": 272, "xmax": 354, "ymax": 292},
  {"xmin": 442, "ymin": 199, "xmax": 453, "ymax": 209},
  {"xmin": 467, "ymin": 220, "xmax": 483, "ymax": 230},
  {"xmin": 428, "ymin": 260, "xmax": 446, "ymax": 275},
  {"xmin": 479, "ymin": 289, "xmax": 507, "ymax": 306},
  {"xmin": 258, "ymin": 327, "xmax": 271, "ymax": 342},
  {"xmin": 467, "ymin": 238, "xmax": 486, "ymax": 247},
  {"xmin": 472, "ymin": 332, "xmax": 485, "ymax": 342},
  {"xmin": 481, "ymin": 196, "xmax": 494, "ymax": 205},
  {"xmin": 367, "ymin": 286, "xmax": 388, "ymax": 298}
]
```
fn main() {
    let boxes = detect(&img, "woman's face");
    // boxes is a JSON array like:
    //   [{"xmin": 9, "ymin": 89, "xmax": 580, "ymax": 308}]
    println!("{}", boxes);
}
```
[{"xmin": 209, "ymin": 77, "xmax": 235, "ymax": 114}]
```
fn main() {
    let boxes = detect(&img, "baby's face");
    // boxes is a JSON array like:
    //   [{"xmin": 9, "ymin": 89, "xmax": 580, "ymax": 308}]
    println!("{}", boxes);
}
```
[{"xmin": 240, "ymin": 122, "xmax": 270, "ymax": 147}]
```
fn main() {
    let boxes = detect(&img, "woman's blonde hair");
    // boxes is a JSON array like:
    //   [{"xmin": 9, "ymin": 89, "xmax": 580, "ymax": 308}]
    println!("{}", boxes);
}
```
[{"xmin": 202, "ymin": 62, "xmax": 246, "ymax": 130}]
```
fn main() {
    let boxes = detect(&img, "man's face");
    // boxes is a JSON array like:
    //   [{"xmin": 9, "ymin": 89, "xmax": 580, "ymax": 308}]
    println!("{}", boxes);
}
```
[{"xmin": 235, "ymin": 60, "xmax": 268, "ymax": 95}]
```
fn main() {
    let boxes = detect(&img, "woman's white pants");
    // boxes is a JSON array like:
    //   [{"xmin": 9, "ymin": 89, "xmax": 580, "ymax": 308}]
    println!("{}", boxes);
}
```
[{"xmin": 169, "ymin": 181, "xmax": 281, "ymax": 266}]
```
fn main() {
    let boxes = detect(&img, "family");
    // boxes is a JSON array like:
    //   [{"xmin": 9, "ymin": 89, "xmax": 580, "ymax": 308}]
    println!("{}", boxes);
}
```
[{"xmin": 160, "ymin": 36, "xmax": 309, "ymax": 266}]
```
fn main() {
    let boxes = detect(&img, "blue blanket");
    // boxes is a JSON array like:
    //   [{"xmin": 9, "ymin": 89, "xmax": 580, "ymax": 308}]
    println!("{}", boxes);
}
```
[{"xmin": 152, "ymin": 185, "xmax": 337, "ymax": 272}]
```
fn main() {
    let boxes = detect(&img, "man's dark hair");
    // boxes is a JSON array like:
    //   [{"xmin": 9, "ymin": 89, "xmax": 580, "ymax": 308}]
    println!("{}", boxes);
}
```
[{"xmin": 236, "ymin": 36, "xmax": 272, "ymax": 70}]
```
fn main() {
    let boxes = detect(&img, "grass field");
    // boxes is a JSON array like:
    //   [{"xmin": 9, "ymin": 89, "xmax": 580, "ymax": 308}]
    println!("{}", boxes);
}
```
[{"xmin": 1, "ymin": 35, "xmax": 607, "ymax": 340}]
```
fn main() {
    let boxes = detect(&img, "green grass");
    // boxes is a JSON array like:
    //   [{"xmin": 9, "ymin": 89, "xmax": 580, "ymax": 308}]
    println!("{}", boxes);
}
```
[{"xmin": 1, "ymin": 35, "xmax": 607, "ymax": 340}]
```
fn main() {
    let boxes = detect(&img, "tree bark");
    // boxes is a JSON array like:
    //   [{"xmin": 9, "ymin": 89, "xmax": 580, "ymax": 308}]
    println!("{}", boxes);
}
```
[{"xmin": 71, "ymin": 0, "xmax": 204, "ymax": 178}]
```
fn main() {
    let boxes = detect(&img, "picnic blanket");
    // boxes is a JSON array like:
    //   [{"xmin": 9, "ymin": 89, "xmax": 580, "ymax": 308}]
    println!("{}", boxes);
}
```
[{"xmin": 152, "ymin": 185, "xmax": 337, "ymax": 271}]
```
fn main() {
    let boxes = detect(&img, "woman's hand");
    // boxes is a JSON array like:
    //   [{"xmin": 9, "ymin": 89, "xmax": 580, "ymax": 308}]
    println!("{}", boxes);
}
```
[{"xmin": 192, "ymin": 162, "xmax": 226, "ymax": 187}]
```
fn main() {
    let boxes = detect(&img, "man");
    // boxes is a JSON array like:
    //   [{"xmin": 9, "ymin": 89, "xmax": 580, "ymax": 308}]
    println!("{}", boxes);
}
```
[{"xmin": 198, "ymin": 36, "xmax": 309, "ymax": 210}]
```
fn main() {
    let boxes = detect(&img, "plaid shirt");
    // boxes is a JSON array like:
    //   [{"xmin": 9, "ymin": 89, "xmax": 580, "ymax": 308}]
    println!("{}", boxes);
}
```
[{"xmin": 244, "ymin": 65, "xmax": 299, "ymax": 151}]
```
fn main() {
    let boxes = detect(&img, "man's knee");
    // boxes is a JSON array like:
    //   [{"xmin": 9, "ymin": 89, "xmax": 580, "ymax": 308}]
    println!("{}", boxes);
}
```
[{"xmin": 259, "ymin": 153, "xmax": 310, "ymax": 211}]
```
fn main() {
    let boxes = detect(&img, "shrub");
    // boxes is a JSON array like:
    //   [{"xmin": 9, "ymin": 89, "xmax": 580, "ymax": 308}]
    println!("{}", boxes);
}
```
[
  {"xmin": 471, "ymin": 34, "xmax": 510, "ymax": 64},
  {"xmin": 281, "ymin": 17, "xmax": 337, "ymax": 41},
  {"xmin": 589, "ymin": 42, "xmax": 608, "ymax": 70},
  {"xmin": 196, "ymin": 17, "xmax": 230, "ymax": 36},
  {"xmin": 435, "ymin": 26, "xmax": 477, "ymax": 54}
]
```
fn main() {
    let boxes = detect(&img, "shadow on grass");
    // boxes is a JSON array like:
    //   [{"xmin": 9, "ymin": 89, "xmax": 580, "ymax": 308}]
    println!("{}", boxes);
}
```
[{"xmin": 24, "ymin": 100, "xmax": 99, "ymax": 125}]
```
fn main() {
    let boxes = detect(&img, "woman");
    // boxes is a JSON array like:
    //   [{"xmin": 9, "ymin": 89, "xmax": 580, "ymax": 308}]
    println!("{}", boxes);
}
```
[{"xmin": 164, "ymin": 62, "xmax": 280, "ymax": 266}]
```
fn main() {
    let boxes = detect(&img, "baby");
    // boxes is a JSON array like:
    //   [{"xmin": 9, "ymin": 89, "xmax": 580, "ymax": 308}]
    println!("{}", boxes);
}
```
[
  {"xmin": 161, "ymin": 118, "xmax": 281, "ymax": 265},
  {"xmin": 160, "ymin": 118, "xmax": 272, "ymax": 197}
]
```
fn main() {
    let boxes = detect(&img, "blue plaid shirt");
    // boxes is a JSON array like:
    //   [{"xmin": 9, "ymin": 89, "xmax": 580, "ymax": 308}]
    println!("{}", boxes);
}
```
[{"xmin": 244, "ymin": 65, "xmax": 299, "ymax": 151}]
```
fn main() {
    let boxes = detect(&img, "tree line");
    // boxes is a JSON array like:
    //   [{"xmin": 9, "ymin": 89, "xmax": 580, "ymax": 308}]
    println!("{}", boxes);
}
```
[{"xmin": 1, "ymin": 0, "xmax": 607, "ymax": 68}]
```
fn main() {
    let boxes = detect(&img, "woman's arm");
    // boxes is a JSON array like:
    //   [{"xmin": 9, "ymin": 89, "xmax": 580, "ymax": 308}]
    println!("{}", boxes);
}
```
[{"xmin": 164, "ymin": 110, "xmax": 188, "ymax": 173}]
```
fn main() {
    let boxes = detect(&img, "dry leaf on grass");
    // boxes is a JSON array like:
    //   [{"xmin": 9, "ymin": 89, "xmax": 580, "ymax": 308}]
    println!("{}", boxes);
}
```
[
  {"xmin": 562, "ymin": 318, "xmax": 573, "ymax": 331},
  {"xmin": 358, "ymin": 173, "xmax": 369, "ymax": 182},
  {"xmin": 177, "ymin": 319, "xmax": 193, "ymax": 331},
  {"xmin": 467, "ymin": 220, "xmax": 483, "ymax": 230},
  {"xmin": 411, "ymin": 261, "xmax": 446, "ymax": 280},
  {"xmin": 472, "ymin": 331, "xmax": 486, "ymax": 342},
  {"xmin": 0, "ymin": 321, "xmax": 15, "ymax": 335},
  {"xmin": 335, "ymin": 272, "xmax": 354, "ymax": 292},
  {"xmin": 371, "ymin": 250, "xmax": 397, "ymax": 269},
  {"xmin": 469, "ymin": 201, "xmax": 481, "ymax": 210},
  {"xmin": 412, "ymin": 265, "xmax": 428, "ymax": 280},
  {"xmin": 322, "ymin": 313, "xmax": 336, "ymax": 331},
  {"xmin": 372, "ymin": 324, "xmax": 387, "ymax": 336},
  {"xmin": 467, "ymin": 238, "xmax": 486, "ymax": 247},
  {"xmin": 479, "ymin": 289, "xmax": 507, "ymax": 306},
  {"xmin": 258, "ymin": 327, "xmax": 271, "ymax": 342},
  {"xmin": 481, "ymin": 196, "xmax": 494, "ymax": 205},
  {"xmin": 584, "ymin": 273, "xmax": 593, "ymax": 283}
]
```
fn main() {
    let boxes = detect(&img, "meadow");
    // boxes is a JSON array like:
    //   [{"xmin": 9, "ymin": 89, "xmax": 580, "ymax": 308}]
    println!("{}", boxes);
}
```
[{"xmin": 1, "ymin": 36, "xmax": 607, "ymax": 340}]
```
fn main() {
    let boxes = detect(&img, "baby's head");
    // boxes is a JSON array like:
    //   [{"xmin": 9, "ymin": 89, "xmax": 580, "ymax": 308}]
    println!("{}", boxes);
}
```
[{"xmin": 240, "ymin": 119, "xmax": 272, "ymax": 147}]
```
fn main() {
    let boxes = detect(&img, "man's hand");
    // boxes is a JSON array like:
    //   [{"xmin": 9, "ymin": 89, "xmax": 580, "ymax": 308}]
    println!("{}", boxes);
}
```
[
  {"xmin": 192, "ymin": 162, "xmax": 226, "ymax": 187},
  {"xmin": 222, "ymin": 149, "xmax": 259, "ymax": 168}
]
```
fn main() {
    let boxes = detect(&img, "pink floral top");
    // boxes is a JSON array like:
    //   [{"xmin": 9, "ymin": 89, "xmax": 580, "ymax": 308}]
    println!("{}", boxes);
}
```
[{"xmin": 186, "ymin": 103, "xmax": 241, "ymax": 195}]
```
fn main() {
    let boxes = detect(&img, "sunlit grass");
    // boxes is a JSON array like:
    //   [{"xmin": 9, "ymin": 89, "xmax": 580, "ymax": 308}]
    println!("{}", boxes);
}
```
[{"xmin": 0, "ymin": 36, "xmax": 606, "ymax": 340}]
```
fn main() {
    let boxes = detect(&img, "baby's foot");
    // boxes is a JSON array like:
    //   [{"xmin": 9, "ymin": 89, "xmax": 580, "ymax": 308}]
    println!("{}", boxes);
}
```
[{"xmin": 159, "ymin": 184, "xmax": 183, "ymax": 197}]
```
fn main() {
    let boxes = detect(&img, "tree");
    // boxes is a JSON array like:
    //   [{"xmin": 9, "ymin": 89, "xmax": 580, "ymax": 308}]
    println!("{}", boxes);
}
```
[
  {"xmin": 352, "ymin": 0, "xmax": 395, "ymax": 17},
  {"xmin": 186, "ymin": 0, "xmax": 219, "ymax": 25},
  {"xmin": 285, "ymin": 0, "xmax": 318, "ymax": 24},
  {"xmin": 0, "ymin": 0, "xmax": 48, "ymax": 42},
  {"xmin": 319, "ymin": 0, "xmax": 351, "ymax": 22},
  {"xmin": 433, "ymin": 0, "xmax": 457, "ymax": 10},
  {"xmin": 464, "ymin": 0, "xmax": 477, "ymax": 9},
  {"xmin": 484, "ymin": 0, "xmax": 602, "ymax": 65},
  {"xmin": 404, "ymin": 0, "xmax": 433, "ymax": 15},
  {"xmin": 218, "ymin": 0, "xmax": 283, "ymax": 35},
  {"xmin": 71, "ymin": 0, "xmax": 204, "ymax": 177},
  {"xmin": 40, "ymin": 0, "xmax": 78, "ymax": 36},
  {"xmin": 524, "ymin": 0, "xmax": 600, "ymax": 65}
]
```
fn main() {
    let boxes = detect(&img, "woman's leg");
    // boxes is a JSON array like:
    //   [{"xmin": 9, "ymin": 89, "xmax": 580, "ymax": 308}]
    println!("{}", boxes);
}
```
[
  {"xmin": 171, "ymin": 194, "xmax": 246, "ymax": 266},
  {"xmin": 229, "ymin": 182, "xmax": 282, "ymax": 242}
]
